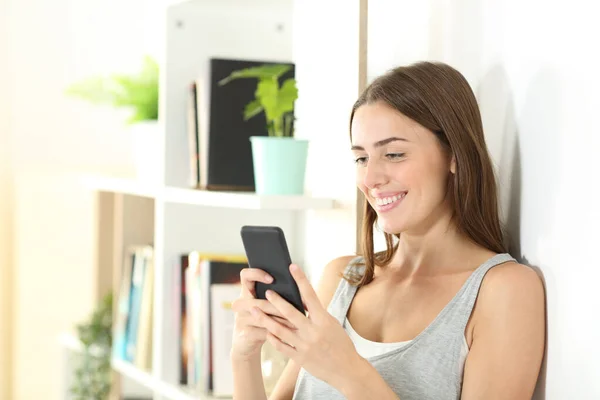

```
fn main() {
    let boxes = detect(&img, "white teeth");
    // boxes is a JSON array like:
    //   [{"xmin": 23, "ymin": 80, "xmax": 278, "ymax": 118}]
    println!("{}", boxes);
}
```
[{"xmin": 375, "ymin": 193, "xmax": 405, "ymax": 206}]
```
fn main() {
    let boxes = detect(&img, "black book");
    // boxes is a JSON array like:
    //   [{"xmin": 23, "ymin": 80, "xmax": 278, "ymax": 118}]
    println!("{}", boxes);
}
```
[{"xmin": 201, "ymin": 58, "xmax": 295, "ymax": 191}]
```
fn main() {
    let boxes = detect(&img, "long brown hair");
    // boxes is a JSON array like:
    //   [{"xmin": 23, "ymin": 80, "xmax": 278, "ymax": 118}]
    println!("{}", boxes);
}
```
[{"xmin": 347, "ymin": 61, "xmax": 507, "ymax": 287}]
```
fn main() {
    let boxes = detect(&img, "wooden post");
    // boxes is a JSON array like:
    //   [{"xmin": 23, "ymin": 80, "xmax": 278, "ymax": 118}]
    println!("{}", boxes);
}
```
[{"xmin": 356, "ymin": 0, "xmax": 368, "ymax": 254}]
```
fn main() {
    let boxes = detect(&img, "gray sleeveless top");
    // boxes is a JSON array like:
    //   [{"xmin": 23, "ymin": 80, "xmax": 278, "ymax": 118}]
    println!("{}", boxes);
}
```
[{"xmin": 292, "ymin": 253, "xmax": 517, "ymax": 400}]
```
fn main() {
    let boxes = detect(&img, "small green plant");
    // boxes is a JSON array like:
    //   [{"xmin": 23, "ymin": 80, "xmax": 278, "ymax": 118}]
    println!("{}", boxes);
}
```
[
  {"xmin": 65, "ymin": 56, "xmax": 159, "ymax": 125},
  {"xmin": 71, "ymin": 292, "xmax": 113, "ymax": 400},
  {"xmin": 218, "ymin": 64, "xmax": 298, "ymax": 137}
]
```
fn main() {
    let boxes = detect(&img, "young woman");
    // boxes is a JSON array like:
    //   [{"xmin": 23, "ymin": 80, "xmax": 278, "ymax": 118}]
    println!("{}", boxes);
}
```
[{"xmin": 231, "ymin": 61, "xmax": 546, "ymax": 399}]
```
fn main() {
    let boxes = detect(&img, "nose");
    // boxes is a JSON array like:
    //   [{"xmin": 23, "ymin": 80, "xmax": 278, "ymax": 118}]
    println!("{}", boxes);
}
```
[{"xmin": 362, "ymin": 160, "xmax": 388, "ymax": 189}]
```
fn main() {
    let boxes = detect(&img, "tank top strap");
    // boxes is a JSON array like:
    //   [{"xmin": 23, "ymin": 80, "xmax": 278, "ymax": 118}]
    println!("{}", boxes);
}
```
[
  {"xmin": 446, "ymin": 253, "xmax": 518, "ymax": 331},
  {"xmin": 326, "ymin": 256, "xmax": 364, "ymax": 325}
]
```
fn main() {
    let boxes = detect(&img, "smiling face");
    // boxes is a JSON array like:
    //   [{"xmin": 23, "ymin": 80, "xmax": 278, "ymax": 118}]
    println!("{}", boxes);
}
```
[{"xmin": 351, "ymin": 101, "xmax": 456, "ymax": 235}]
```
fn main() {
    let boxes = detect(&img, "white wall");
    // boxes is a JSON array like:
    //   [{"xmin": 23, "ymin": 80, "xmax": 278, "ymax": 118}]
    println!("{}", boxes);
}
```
[
  {"xmin": 368, "ymin": 0, "xmax": 600, "ymax": 398},
  {"xmin": 13, "ymin": 173, "xmax": 102, "ymax": 400},
  {"xmin": 292, "ymin": 0, "xmax": 361, "ymax": 282},
  {"xmin": 8, "ymin": 0, "xmax": 166, "ymax": 176},
  {"xmin": 0, "ymin": 0, "xmax": 14, "ymax": 397}
]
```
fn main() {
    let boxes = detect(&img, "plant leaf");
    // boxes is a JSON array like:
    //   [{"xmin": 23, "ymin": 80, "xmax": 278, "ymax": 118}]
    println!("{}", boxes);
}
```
[
  {"xmin": 64, "ymin": 77, "xmax": 119, "ymax": 105},
  {"xmin": 218, "ymin": 64, "xmax": 291, "ymax": 86},
  {"xmin": 255, "ymin": 78, "xmax": 279, "ymax": 122},
  {"xmin": 276, "ymin": 78, "xmax": 297, "ymax": 115},
  {"xmin": 243, "ymin": 99, "xmax": 263, "ymax": 120},
  {"xmin": 65, "ymin": 56, "xmax": 159, "ymax": 124}
]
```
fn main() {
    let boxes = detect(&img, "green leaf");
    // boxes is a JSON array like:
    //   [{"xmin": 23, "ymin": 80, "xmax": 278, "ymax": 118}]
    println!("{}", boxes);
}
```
[
  {"xmin": 276, "ymin": 78, "xmax": 297, "ymax": 115},
  {"xmin": 70, "ymin": 292, "xmax": 113, "ymax": 399},
  {"xmin": 255, "ymin": 78, "xmax": 279, "ymax": 122},
  {"xmin": 218, "ymin": 64, "xmax": 291, "ymax": 86},
  {"xmin": 216, "ymin": 63, "xmax": 298, "ymax": 137},
  {"xmin": 64, "ymin": 77, "xmax": 119, "ymax": 105},
  {"xmin": 243, "ymin": 99, "xmax": 263, "ymax": 120},
  {"xmin": 65, "ymin": 56, "xmax": 159, "ymax": 125}
]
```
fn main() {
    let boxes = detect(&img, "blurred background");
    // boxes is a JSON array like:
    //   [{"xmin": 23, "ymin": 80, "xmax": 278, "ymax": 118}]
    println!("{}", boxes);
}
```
[{"xmin": 0, "ymin": 0, "xmax": 598, "ymax": 399}]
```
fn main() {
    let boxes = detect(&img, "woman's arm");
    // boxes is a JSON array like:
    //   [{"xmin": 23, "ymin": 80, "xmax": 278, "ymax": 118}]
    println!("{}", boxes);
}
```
[
  {"xmin": 332, "ymin": 357, "xmax": 400, "ymax": 400},
  {"xmin": 231, "ymin": 353, "xmax": 268, "ymax": 400},
  {"xmin": 461, "ymin": 262, "xmax": 546, "ymax": 399}
]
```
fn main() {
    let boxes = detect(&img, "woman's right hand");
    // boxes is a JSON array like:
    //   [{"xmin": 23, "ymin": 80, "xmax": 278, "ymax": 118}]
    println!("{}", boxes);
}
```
[{"xmin": 230, "ymin": 268, "xmax": 296, "ymax": 362}]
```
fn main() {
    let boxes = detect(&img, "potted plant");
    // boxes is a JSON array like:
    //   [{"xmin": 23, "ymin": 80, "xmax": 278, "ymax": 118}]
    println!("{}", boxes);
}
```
[
  {"xmin": 70, "ymin": 292, "xmax": 113, "ymax": 400},
  {"xmin": 65, "ymin": 56, "xmax": 159, "ymax": 182},
  {"xmin": 218, "ymin": 63, "xmax": 308, "ymax": 195}
]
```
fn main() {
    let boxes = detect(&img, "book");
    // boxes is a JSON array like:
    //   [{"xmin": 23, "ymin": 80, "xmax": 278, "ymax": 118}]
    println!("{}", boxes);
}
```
[
  {"xmin": 210, "ymin": 283, "xmax": 243, "ymax": 397},
  {"xmin": 182, "ymin": 252, "xmax": 247, "ymax": 395},
  {"xmin": 125, "ymin": 246, "xmax": 153, "ymax": 363},
  {"xmin": 113, "ymin": 245, "xmax": 154, "ymax": 366},
  {"xmin": 202, "ymin": 254, "xmax": 246, "ymax": 393},
  {"xmin": 180, "ymin": 254, "xmax": 190, "ymax": 384},
  {"xmin": 187, "ymin": 82, "xmax": 201, "ymax": 188},
  {"xmin": 185, "ymin": 251, "xmax": 203, "ymax": 387},
  {"xmin": 134, "ymin": 247, "xmax": 154, "ymax": 371},
  {"xmin": 113, "ymin": 247, "xmax": 136, "ymax": 361}
]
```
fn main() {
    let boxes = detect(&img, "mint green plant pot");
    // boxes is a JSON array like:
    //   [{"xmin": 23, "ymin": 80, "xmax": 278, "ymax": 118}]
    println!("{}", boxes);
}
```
[{"xmin": 250, "ymin": 137, "xmax": 309, "ymax": 195}]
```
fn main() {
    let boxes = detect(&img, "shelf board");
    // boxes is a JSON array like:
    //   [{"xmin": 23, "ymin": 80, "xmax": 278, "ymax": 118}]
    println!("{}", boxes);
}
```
[
  {"xmin": 163, "ymin": 185, "xmax": 335, "ymax": 210},
  {"xmin": 112, "ymin": 358, "xmax": 223, "ymax": 400},
  {"xmin": 81, "ymin": 175, "xmax": 336, "ymax": 210}
]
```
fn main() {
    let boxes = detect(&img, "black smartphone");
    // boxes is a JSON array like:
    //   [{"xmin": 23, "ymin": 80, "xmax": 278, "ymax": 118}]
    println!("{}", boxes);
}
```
[{"xmin": 240, "ymin": 225, "xmax": 305, "ymax": 315}]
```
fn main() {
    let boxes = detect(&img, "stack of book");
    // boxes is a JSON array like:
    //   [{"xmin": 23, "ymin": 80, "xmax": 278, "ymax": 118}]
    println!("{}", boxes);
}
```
[
  {"xmin": 179, "ymin": 251, "xmax": 248, "ymax": 397},
  {"xmin": 112, "ymin": 246, "xmax": 248, "ymax": 397},
  {"xmin": 113, "ymin": 245, "xmax": 155, "ymax": 371}
]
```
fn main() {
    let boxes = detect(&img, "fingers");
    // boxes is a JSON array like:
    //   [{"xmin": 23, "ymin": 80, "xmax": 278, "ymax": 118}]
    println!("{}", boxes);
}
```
[
  {"xmin": 237, "ymin": 312, "xmax": 297, "ymax": 331},
  {"xmin": 266, "ymin": 331, "xmax": 297, "ymax": 359},
  {"xmin": 264, "ymin": 289, "xmax": 308, "ymax": 330},
  {"xmin": 232, "ymin": 298, "xmax": 283, "ymax": 320},
  {"xmin": 233, "ymin": 298, "xmax": 297, "ymax": 330},
  {"xmin": 251, "ymin": 307, "xmax": 299, "ymax": 350},
  {"xmin": 271, "ymin": 315, "xmax": 297, "ymax": 330},
  {"xmin": 240, "ymin": 268, "xmax": 273, "ymax": 298},
  {"xmin": 289, "ymin": 264, "xmax": 321, "ymax": 315}
]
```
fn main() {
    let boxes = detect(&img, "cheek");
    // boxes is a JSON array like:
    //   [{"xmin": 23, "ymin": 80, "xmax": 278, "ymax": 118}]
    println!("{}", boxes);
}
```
[
  {"xmin": 397, "ymin": 159, "xmax": 446, "ymax": 199},
  {"xmin": 355, "ymin": 169, "xmax": 367, "ymax": 190},
  {"xmin": 389, "ymin": 163, "xmax": 415, "ymax": 186},
  {"xmin": 419, "ymin": 161, "xmax": 451, "ymax": 199}
]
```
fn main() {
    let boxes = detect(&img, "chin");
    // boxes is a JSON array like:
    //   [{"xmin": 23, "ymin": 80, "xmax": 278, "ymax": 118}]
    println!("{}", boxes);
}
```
[{"xmin": 375, "ymin": 218, "xmax": 404, "ymax": 236}]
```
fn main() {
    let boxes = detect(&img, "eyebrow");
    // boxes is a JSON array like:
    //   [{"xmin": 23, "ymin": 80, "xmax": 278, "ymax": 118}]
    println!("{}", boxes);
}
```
[{"xmin": 351, "ymin": 136, "xmax": 409, "ymax": 151}]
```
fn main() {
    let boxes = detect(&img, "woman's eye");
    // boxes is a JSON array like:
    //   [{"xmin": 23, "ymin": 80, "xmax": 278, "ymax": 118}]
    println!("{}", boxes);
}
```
[
  {"xmin": 386, "ymin": 153, "xmax": 405, "ymax": 160},
  {"xmin": 354, "ymin": 156, "xmax": 368, "ymax": 166}
]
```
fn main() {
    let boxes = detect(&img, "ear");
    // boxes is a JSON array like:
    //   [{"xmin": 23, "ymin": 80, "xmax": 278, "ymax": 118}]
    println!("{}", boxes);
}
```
[{"xmin": 450, "ymin": 154, "xmax": 456, "ymax": 174}]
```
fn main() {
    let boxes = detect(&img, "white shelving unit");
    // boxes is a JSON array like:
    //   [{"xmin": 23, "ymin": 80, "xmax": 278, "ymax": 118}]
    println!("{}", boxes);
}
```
[{"xmin": 82, "ymin": 1, "xmax": 341, "ymax": 399}]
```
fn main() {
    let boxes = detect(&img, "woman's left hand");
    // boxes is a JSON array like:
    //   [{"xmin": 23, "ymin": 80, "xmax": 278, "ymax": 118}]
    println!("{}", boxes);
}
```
[{"xmin": 250, "ymin": 263, "xmax": 363, "ymax": 388}]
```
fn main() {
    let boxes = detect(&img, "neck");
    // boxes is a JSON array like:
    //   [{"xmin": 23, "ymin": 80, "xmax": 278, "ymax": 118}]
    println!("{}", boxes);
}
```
[{"xmin": 389, "ymin": 211, "xmax": 479, "ymax": 277}]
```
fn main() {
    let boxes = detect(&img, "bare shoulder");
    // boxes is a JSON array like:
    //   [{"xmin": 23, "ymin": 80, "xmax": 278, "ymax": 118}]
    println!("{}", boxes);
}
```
[
  {"xmin": 462, "ymin": 260, "xmax": 546, "ymax": 398},
  {"xmin": 481, "ymin": 261, "xmax": 544, "ymax": 303},
  {"xmin": 475, "ymin": 260, "xmax": 546, "ymax": 326},
  {"xmin": 314, "ymin": 255, "xmax": 357, "ymax": 309}
]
